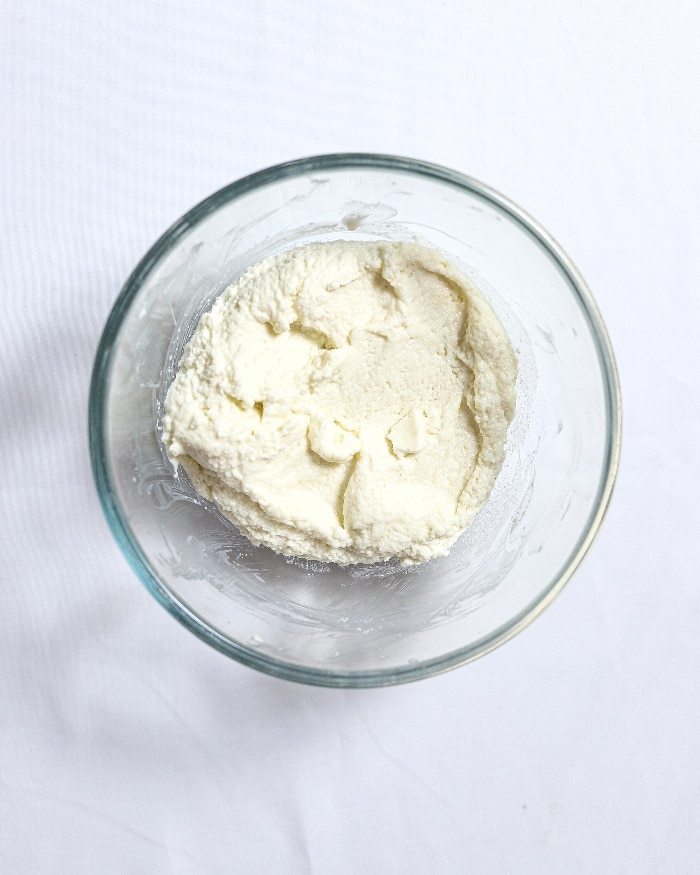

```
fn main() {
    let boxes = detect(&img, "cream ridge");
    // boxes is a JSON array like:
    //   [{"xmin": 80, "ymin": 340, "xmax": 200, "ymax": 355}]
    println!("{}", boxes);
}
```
[{"xmin": 163, "ymin": 240, "xmax": 517, "ymax": 565}]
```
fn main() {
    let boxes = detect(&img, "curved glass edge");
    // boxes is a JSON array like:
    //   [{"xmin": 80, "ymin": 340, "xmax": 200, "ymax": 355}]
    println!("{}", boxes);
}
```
[{"xmin": 88, "ymin": 153, "xmax": 622, "ymax": 689}]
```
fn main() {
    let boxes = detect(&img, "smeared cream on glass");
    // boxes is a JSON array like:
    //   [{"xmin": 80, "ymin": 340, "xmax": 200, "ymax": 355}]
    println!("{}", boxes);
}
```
[{"xmin": 163, "ymin": 241, "xmax": 517, "ymax": 565}]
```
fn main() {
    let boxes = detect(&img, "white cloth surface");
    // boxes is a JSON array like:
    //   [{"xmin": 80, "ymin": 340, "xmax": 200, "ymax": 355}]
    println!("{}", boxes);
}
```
[{"xmin": 2, "ymin": 1, "xmax": 699, "ymax": 872}]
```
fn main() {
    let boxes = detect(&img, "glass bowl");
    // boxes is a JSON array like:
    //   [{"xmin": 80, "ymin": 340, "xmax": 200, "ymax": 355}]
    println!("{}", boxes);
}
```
[{"xmin": 89, "ymin": 154, "xmax": 621, "ymax": 687}]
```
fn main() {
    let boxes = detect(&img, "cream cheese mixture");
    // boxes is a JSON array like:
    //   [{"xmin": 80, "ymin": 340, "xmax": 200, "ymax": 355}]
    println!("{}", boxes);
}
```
[{"xmin": 163, "ymin": 241, "xmax": 517, "ymax": 565}]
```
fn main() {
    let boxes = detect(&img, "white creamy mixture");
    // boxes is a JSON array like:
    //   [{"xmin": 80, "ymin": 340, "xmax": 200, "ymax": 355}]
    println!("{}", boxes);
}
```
[{"xmin": 163, "ymin": 241, "xmax": 517, "ymax": 565}]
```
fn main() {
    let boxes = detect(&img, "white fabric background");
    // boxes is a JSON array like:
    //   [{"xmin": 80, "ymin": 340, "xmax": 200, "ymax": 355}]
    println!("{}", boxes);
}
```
[{"xmin": 2, "ymin": 1, "xmax": 699, "ymax": 872}]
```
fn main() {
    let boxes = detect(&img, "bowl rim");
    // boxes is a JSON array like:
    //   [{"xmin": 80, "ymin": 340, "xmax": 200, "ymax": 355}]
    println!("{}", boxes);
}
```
[{"xmin": 89, "ymin": 152, "xmax": 622, "ymax": 688}]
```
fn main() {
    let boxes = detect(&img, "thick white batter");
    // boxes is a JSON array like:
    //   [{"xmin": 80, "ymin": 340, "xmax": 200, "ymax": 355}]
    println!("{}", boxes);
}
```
[{"xmin": 163, "ymin": 241, "xmax": 517, "ymax": 565}]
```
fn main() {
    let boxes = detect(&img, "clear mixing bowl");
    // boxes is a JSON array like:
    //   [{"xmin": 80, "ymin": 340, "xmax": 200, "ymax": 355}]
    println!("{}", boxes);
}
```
[{"xmin": 89, "ymin": 154, "xmax": 621, "ymax": 687}]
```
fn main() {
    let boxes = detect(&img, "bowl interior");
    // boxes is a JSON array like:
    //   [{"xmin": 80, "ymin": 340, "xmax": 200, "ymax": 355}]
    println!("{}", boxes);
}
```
[{"xmin": 91, "ymin": 155, "xmax": 620, "ymax": 686}]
